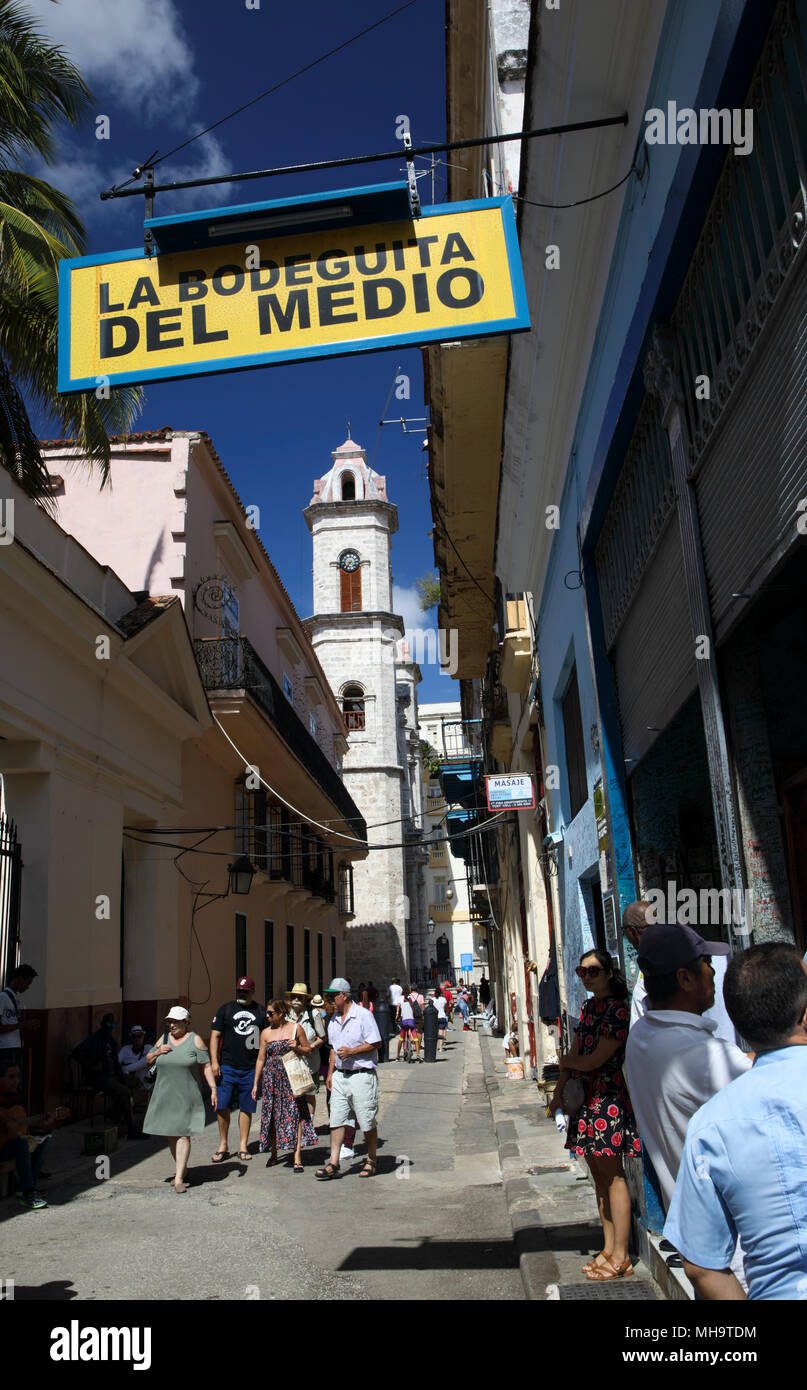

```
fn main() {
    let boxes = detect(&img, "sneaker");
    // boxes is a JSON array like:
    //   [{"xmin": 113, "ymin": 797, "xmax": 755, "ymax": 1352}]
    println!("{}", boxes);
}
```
[
  {"xmin": 339, "ymin": 1146, "xmax": 355, "ymax": 1161},
  {"xmin": 17, "ymin": 1190, "xmax": 48, "ymax": 1210}
]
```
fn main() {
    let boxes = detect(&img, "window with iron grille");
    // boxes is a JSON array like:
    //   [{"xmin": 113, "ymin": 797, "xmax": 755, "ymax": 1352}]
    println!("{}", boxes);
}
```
[
  {"xmin": 303, "ymin": 928, "xmax": 310, "ymax": 987},
  {"xmin": 281, "ymin": 807, "xmax": 292, "ymax": 882},
  {"xmin": 289, "ymin": 821, "xmax": 304, "ymax": 887},
  {"xmin": 264, "ymin": 920, "xmax": 274, "ymax": 1003},
  {"xmin": 235, "ymin": 782, "xmax": 280, "ymax": 875},
  {"xmin": 338, "ymin": 862, "xmax": 354, "ymax": 915},
  {"xmin": 235, "ymin": 913, "xmax": 247, "ymax": 980},
  {"xmin": 562, "ymin": 665, "xmax": 588, "ymax": 820},
  {"xmin": 286, "ymin": 924, "xmax": 295, "ymax": 991}
]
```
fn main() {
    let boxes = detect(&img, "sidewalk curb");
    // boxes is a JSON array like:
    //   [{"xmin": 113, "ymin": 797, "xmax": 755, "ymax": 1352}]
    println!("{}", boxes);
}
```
[{"xmin": 479, "ymin": 1043, "xmax": 561, "ymax": 1300}]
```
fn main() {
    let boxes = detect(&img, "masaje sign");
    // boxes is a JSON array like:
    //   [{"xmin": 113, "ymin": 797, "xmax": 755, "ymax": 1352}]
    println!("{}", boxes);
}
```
[{"xmin": 58, "ymin": 192, "xmax": 528, "ymax": 392}]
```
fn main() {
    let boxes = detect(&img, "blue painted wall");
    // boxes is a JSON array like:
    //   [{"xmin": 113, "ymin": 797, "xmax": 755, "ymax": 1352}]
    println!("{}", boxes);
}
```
[{"xmin": 536, "ymin": 0, "xmax": 766, "ymax": 1010}]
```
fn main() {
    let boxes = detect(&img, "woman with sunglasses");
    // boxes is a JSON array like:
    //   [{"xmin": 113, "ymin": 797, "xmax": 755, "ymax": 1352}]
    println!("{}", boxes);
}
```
[
  {"xmin": 252, "ymin": 999, "xmax": 318, "ymax": 1171},
  {"xmin": 549, "ymin": 949, "xmax": 639, "ymax": 1281}
]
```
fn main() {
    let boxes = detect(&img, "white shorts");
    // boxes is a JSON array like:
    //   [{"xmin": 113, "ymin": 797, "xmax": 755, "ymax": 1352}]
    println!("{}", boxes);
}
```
[{"xmin": 329, "ymin": 1069, "xmax": 379, "ymax": 1132}]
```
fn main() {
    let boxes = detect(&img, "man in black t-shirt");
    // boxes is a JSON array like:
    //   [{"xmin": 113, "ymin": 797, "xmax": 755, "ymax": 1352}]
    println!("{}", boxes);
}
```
[{"xmin": 210, "ymin": 978, "xmax": 267, "ymax": 1162}]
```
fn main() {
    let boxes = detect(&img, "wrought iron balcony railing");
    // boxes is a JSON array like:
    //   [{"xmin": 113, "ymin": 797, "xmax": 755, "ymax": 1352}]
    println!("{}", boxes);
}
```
[{"xmin": 195, "ymin": 636, "xmax": 367, "ymax": 843}]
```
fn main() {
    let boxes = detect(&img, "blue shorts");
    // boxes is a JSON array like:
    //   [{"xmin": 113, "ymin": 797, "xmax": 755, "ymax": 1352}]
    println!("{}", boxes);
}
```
[{"xmin": 217, "ymin": 1065, "xmax": 257, "ymax": 1114}]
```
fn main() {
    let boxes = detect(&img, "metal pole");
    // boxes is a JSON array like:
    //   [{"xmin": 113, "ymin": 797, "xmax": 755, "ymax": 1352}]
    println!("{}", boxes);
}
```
[{"xmin": 101, "ymin": 113, "xmax": 629, "ymax": 200}]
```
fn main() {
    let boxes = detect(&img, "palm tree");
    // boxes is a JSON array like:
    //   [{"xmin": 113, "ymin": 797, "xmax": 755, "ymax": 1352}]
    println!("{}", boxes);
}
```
[{"xmin": 0, "ymin": 0, "xmax": 140, "ymax": 504}]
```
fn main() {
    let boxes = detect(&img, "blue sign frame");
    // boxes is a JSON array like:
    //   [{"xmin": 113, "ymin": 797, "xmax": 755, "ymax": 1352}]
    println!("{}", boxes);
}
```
[{"xmin": 57, "ymin": 189, "xmax": 529, "ymax": 393}]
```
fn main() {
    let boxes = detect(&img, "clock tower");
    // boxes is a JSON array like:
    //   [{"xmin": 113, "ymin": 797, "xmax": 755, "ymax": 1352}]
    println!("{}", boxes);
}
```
[{"xmin": 303, "ymin": 436, "xmax": 426, "ymax": 984}]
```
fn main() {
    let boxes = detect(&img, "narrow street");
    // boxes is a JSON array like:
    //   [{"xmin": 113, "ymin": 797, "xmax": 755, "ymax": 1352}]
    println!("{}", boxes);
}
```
[{"xmin": 1, "ymin": 1030, "xmax": 523, "ymax": 1302}]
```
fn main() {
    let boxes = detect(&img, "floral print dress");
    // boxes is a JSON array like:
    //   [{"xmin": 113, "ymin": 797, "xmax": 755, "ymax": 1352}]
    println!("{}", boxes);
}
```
[
  {"xmin": 258, "ymin": 1027, "xmax": 318, "ymax": 1154},
  {"xmin": 564, "ymin": 996, "xmax": 640, "ymax": 1159}
]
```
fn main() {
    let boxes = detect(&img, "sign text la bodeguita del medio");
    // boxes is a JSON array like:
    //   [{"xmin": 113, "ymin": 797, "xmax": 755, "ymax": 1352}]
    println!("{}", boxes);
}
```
[{"xmin": 58, "ymin": 195, "xmax": 529, "ymax": 392}]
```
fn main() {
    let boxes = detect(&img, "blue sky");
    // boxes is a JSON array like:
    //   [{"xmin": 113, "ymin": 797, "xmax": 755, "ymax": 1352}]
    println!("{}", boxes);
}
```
[{"xmin": 26, "ymin": 0, "xmax": 455, "ymax": 703}]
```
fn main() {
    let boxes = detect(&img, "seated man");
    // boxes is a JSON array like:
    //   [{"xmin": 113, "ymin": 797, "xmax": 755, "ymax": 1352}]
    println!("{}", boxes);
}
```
[
  {"xmin": 72, "ymin": 1013, "xmax": 139, "ymax": 1137},
  {"xmin": 118, "ymin": 1025, "xmax": 153, "ymax": 1094},
  {"xmin": 0, "ymin": 1059, "xmax": 62, "ymax": 1209}
]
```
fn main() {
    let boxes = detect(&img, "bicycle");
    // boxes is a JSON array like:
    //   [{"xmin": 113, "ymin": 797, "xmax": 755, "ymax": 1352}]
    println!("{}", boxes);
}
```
[{"xmin": 401, "ymin": 1028, "xmax": 416, "ymax": 1063}]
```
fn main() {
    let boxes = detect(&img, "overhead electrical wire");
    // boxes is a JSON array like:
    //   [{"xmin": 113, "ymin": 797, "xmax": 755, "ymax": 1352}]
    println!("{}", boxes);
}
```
[
  {"xmin": 122, "ymin": 806, "xmax": 507, "ymax": 858},
  {"xmin": 212, "ymin": 712, "xmax": 366, "ymax": 846},
  {"xmin": 123, "ymin": 0, "xmax": 419, "ymax": 183},
  {"xmin": 430, "ymin": 495, "xmax": 496, "ymax": 610},
  {"xmin": 515, "ymin": 161, "xmax": 640, "ymax": 211}
]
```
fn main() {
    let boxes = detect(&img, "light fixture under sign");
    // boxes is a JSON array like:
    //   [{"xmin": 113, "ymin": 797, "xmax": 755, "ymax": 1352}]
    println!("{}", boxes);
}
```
[{"xmin": 207, "ymin": 205, "xmax": 353, "ymax": 238}]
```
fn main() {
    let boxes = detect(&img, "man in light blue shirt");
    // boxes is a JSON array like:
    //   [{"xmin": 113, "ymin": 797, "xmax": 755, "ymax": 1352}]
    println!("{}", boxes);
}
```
[{"xmin": 665, "ymin": 942, "xmax": 807, "ymax": 1300}]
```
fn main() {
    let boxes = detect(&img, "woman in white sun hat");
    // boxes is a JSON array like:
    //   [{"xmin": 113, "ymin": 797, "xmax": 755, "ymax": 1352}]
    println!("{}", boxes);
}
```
[{"xmin": 144, "ymin": 1006, "xmax": 217, "ymax": 1192}]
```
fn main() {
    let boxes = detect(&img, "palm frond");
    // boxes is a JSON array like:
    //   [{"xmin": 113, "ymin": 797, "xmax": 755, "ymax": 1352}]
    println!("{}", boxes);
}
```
[{"xmin": 0, "ymin": 350, "xmax": 55, "ymax": 507}]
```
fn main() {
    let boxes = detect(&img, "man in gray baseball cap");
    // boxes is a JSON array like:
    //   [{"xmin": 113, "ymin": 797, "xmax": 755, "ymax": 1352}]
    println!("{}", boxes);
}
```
[{"xmin": 316, "ymin": 978, "xmax": 381, "ymax": 1180}]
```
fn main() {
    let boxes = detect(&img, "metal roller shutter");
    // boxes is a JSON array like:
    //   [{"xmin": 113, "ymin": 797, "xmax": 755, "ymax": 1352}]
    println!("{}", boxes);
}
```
[
  {"xmin": 612, "ymin": 516, "xmax": 697, "ymax": 767},
  {"xmin": 695, "ymin": 251, "xmax": 807, "ymax": 638}
]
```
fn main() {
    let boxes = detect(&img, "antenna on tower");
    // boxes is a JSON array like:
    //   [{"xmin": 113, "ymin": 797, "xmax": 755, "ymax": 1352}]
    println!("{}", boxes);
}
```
[{"xmin": 346, "ymin": 420, "xmax": 351, "ymax": 438}]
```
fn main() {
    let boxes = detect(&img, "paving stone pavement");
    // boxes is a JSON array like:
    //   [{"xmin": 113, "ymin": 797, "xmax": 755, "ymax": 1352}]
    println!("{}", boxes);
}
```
[
  {"xmin": 0, "ymin": 1028, "xmax": 524, "ymax": 1302},
  {"xmin": 478, "ymin": 1035, "xmax": 665, "ymax": 1301}
]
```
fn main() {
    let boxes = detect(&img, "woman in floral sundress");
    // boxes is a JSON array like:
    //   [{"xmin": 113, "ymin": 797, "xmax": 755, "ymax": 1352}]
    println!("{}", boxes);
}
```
[
  {"xmin": 549, "ymin": 949, "xmax": 639, "ymax": 1284},
  {"xmin": 252, "ymin": 999, "xmax": 317, "ymax": 1171}
]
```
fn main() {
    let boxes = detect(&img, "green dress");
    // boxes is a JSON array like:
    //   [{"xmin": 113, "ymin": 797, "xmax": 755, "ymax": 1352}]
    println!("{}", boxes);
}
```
[{"xmin": 143, "ymin": 1036, "xmax": 210, "ymax": 1136}]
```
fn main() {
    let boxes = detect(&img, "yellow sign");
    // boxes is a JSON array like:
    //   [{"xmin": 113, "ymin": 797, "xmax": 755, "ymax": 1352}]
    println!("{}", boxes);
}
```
[{"xmin": 58, "ymin": 198, "xmax": 528, "ymax": 392}]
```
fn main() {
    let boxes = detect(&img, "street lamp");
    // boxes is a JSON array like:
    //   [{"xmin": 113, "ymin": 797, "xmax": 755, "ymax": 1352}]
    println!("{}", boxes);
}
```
[
  {"xmin": 228, "ymin": 854, "xmax": 256, "ymax": 895},
  {"xmin": 427, "ymin": 917, "xmax": 435, "ymax": 934}
]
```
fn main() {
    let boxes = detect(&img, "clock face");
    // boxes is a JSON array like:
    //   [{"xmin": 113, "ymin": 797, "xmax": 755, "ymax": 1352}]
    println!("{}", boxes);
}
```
[{"xmin": 340, "ymin": 550, "xmax": 360, "ymax": 572}]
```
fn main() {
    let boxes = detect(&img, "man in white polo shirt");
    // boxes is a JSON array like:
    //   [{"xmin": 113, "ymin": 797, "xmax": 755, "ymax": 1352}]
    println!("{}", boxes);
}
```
[
  {"xmin": 624, "ymin": 923, "xmax": 750, "ymax": 1213},
  {"xmin": 316, "ymin": 978, "xmax": 382, "ymax": 1181}
]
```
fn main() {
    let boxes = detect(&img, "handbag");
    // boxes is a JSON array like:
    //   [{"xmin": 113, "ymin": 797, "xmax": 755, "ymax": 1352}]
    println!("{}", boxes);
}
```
[
  {"xmin": 282, "ymin": 1031, "xmax": 316, "ymax": 1097},
  {"xmin": 146, "ymin": 1032, "xmax": 168, "ymax": 1082},
  {"xmin": 562, "ymin": 1076, "xmax": 586, "ymax": 1118}
]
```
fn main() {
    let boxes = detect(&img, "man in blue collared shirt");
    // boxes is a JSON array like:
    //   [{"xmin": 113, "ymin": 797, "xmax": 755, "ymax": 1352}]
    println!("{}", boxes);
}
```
[
  {"xmin": 316, "ymin": 978, "xmax": 381, "ymax": 1181},
  {"xmin": 665, "ymin": 942, "xmax": 807, "ymax": 1300}
]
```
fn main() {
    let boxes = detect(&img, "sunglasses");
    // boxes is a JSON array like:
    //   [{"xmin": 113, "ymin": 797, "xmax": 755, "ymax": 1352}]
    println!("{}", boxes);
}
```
[{"xmin": 576, "ymin": 965, "xmax": 605, "ymax": 979}]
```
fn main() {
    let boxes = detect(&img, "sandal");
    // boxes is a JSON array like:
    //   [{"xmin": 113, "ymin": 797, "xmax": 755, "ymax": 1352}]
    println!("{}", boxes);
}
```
[
  {"xmin": 265, "ymin": 1155, "xmax": 279, "ymax": 1167},
  {"xmin": 315, "ymin": 1162, "xmax": 341, "ymax": 1181},
  {"xmin": 173, "ymin": 1181, "xmax": 188, "ymax": 1193},
  {"xmin": 581, "ymin": 1250, "xmax": 608, "ymax": 1274},
  {"xmin": 358, "ymin": 1160, "xmax": 376, "ymax": 1178},
  {"xmin": 585, "ymin": 1257, "xmax": 634, "ymax": 1281},
  {"xmin": 293, "ymin": 1163, "xmax": 304, "ymax": 1173},
  {"xmin": 238, "ymin": 1151, "xmax": 251, "ymax": 1161},
  {"xmin": 211, "ymin": 1150, "xmax": 229, "ymax": 1163}
]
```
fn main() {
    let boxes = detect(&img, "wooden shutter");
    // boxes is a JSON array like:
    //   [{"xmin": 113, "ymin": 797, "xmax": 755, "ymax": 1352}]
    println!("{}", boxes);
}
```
[{"xmin": 340, "ymin": 566, "xmax": 362, "ymax": 612}]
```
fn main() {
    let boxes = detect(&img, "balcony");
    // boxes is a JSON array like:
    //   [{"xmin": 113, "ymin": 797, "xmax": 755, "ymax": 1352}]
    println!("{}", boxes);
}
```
[
  {"xmin": 500, "ymin": 595, "xmax": 532, "ymax": 694},
  {"xmin": 483, "ymin": 659, "xmax": 512, "ymax": 766},
  {"xmin": 195, "ymin": 636, "xmax": 367, "ymax": 842}
]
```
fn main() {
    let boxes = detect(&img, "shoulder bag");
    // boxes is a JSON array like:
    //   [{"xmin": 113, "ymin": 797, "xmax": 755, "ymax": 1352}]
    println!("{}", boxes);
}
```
[{"xmin": 282, "ymin": 1026, "xmax": 316, "ymax": 1097}]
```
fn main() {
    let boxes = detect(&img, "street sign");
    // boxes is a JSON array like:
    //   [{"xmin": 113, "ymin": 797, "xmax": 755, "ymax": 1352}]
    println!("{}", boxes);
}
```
[
  {"xmin": 486, "ymin": 774, "xmax": 535, "ymax": 811},
  {"xmin": 58, "ymin": 188, "xmax": 529, "ymax": 393},
  {"xmin": 460, "ymin": 953, "xmax": 473, "ymax": 971}
]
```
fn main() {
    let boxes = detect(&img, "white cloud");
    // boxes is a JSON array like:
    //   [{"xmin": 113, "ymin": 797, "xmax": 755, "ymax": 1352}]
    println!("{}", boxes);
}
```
[
  {"xmin": 28, "ymin": 132, "xmax": 232, "ymax": 246},
  {"xmin": 394, "ymin": 583, "xmax": 429, "ymax": 638},
  {"xmin": 24, "ymin": 0, "xmax": 200, "ymax": 118}
]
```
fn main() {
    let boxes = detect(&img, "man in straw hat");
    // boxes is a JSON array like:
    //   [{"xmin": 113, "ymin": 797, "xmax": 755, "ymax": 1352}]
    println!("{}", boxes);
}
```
[{"xmin": 287, "ymin": 983, "xmax": 327, "ymax": 1125}]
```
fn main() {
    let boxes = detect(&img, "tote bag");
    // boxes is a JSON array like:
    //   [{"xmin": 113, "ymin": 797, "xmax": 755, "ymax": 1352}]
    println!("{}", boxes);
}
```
[{"xmin": 282, "ymin": 1033, "xmax": 316, "ymax": 1097}]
